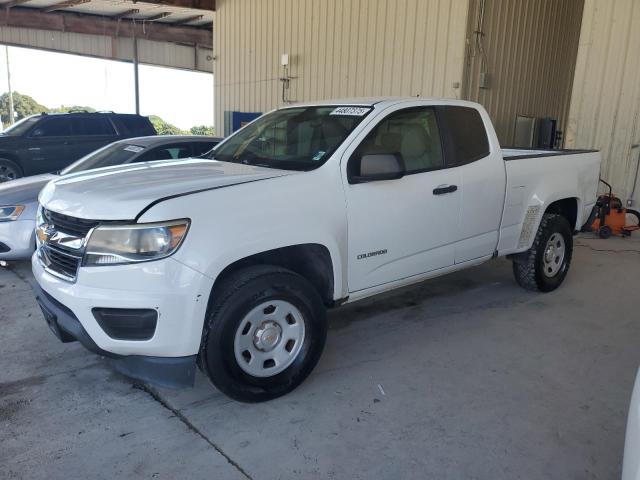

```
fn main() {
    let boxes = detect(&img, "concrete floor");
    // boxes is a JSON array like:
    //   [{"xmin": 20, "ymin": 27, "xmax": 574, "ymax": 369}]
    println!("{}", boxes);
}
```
[{"xmin": 1, "ymin": 234, "xmax": 639, "ymax": 480}]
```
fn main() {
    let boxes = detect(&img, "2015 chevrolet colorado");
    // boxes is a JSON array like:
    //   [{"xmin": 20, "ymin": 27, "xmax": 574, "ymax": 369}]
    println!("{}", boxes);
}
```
[{"xmin": 32, "ymin": 98, "xmax": 601, "ymax": 402}]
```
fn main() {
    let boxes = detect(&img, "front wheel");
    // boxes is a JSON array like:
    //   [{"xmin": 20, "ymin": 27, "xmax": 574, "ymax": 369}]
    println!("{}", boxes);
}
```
[
  {"xmin": 0, "ymin": 159, "xmax": 22, "ymax": 183},
  {"xmin": 199, "ymin": 265, "xmax": 327, "ymax": 402},
  {"xmin": 512, "ymin": 213, "xmax": 573, "ymax": 292}
]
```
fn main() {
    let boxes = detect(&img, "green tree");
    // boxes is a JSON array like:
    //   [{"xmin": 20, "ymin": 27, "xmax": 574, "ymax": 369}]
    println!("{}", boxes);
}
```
[
  {"xmin": 189, "ymin": 125, "xmax": 215, "ymax": 136},
  {"xmin": 0, "ymin": 92, "xmax": 48, "ymax": 125},
  {"xmin": 149, "ymin": 115, "xmax": 187, "ymax": 135},
  {"xmin": 51, "ymin": 105, "xmax": 97, "ymax": 113}
]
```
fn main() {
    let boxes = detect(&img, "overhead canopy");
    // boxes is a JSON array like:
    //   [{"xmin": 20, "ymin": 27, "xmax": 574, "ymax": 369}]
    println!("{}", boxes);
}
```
[{"xmin": 0, "ymin": 0, "xmax": 214, "ymax": 72}]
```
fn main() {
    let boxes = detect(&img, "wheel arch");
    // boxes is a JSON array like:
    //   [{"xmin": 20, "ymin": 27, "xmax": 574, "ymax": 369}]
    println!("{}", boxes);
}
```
[
  {"xmin": 0, "ymin": 152, "xmax": 24, "ymax": 173},
  {"xmin": 209, "ymin": 243, "xmax": 338, "ymax": 308},
  {"xmin": 544, "ymin": 197, "xmax": 579, "ymax": 231}
]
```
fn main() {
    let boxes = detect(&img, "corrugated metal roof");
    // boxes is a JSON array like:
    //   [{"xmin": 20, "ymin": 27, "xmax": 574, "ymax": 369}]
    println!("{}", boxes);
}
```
[{"xmin": 0, "ymin": 0, "xmax": 214, "ymax": 26}]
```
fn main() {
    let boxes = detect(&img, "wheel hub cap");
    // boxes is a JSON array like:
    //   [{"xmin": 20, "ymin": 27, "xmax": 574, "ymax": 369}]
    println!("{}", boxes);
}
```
[
  {"xmin": 253, "ymin": 321, "xmax": 282, "ymax": 352},
  {"xmin": 234, "ymin": 300, "xmax": 306, "ymax": 378},
  {"xmin": 542, "ymin": 233, "xmax": 566, "ymax": 277}
]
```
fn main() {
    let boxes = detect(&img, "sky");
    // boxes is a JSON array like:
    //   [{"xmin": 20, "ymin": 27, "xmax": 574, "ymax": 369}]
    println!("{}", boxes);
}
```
[{"xmin": 0, "ymin": 46, "xmax": 214, "ymax": 130}]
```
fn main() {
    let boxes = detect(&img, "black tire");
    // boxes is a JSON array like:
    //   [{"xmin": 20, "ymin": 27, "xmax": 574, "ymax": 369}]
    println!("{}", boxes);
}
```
[
  {"xmin": 598, "ymin": 225, "xmax": 612, "ymax": 239},
  {"xmin": 0, "ymin": 159, "xmax": 23, "ymax": 183},
  {"xmin": 512, "ymin": 213, "xmax": 573, "ymax": 292},
  {"xmin": 199, "ymin": 265, "xmax": 327, "ymax": 402}
]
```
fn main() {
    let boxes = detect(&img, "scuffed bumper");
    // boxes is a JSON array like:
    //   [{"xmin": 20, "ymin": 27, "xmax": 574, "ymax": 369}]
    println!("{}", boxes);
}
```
[
  {"xmin": 32, "ymin": 253, "xmax": 215, "ymax": 388},
  {"xmin": 0, "ymin": 219, "xmax": 35, "ymax": 260}
]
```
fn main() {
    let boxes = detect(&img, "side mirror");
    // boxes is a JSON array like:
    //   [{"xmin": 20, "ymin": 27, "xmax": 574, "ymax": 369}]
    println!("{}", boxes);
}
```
[{"xmin": 350, "ymin": 153, "xmax": 405, "ymax": 184}]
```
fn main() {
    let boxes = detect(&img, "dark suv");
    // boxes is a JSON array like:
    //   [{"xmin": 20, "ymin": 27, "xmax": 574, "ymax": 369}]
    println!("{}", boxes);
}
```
[{"xmin": 0, "ymin": 112, "xmax": 156, "ymax": 182}]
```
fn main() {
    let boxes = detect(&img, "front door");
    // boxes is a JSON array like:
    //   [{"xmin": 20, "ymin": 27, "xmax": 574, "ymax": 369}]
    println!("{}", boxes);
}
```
[
  {"xmin": 343, "ymin": 105, "xmax": 461, "ymax": 293},
  {"xmin": 23, "ymin": 117, "xmax": 72, "ymax": 175}
]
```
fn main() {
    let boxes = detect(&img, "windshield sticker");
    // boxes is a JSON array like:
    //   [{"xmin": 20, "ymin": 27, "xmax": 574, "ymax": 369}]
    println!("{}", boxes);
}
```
[
  {"xmin": 330, "ymin": 106, "xmax": 371, "ymax": 117},
  {"xmin": 312, "ymin": 151, "xmax": 326, "ymax": 161},
  {"xmin": 124, "ymin": 145, "xmax": 145, "ymax": 153}
]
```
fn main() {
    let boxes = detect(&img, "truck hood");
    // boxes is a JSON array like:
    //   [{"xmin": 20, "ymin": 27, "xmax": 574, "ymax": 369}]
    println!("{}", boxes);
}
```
[
  {"xmin": 39, "ymin": 158, "xmax": 293, "ymax": 220},
  {"xmin": 0, "ymin": 174, "xmax": 56, "ymax": 205}
]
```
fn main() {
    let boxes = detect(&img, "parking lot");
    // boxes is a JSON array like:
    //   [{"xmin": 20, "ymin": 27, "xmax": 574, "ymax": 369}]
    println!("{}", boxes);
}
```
[{"xmin": 0, "ymin": 233, "xmax": 638, "ymax": 479}]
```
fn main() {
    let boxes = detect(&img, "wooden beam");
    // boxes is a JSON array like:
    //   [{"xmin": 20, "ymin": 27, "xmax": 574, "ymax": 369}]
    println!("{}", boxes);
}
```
[
  {"xmin": 2, "ymin": 7, "xmax": 212, "ymax": 47},
  {"xmin": 142, "ymin": 11, "xmax": 172, "ymax": 21},
  {"xmin": 173, "ymin": 14, "xmax": 202, "ymax": 24},
  {"xmin": 42, "ymin": 0, "xmax": 91, "ymax": 13},
  {"xmin": 132, "ymin": 0, "xmax": 214, "ymax": 11},
  {"xmin": 2, "ymin": 0, "xmax": 32, "ymax": 9},
  {"xmin": 113, "ymin": 8, "xmax": 139, "ymax": 19}
]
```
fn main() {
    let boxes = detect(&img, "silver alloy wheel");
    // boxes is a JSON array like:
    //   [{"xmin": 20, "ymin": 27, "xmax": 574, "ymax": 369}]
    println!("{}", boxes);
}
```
[
  {"xmin": 0, "ymin": 164, "xmax": 18, "ymax": 183},
  {"xmin": 542, "ymin": 232, "xmax": 566, "ymax": 277},
  {"xmin": 234, "ymin": 299, "xmax": 306, "ymax": 377}
]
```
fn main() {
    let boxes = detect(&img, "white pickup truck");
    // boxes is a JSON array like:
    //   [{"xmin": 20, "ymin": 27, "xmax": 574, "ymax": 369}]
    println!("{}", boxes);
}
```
[{"xmin": 32, "ymin": 98, "xmax": 601, "ymax": 402}]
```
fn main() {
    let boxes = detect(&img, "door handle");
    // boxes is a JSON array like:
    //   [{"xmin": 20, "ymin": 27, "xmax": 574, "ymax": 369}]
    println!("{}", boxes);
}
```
[{"xmin": 433, "ymin": 185, "xmax": 458, "ymax": 195}]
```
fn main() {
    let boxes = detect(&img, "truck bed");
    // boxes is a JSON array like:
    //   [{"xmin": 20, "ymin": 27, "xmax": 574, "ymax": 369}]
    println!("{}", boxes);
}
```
[{"xmin": 497, "ymin": 148, "xmax": 601, "ymax": 255}]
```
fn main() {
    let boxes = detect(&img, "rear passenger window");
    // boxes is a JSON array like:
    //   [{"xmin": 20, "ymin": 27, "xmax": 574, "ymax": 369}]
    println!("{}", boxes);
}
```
[
  {"xmin": 191, "ymin": 142, "xmax": 218, "ymax": 156},
  {"xmin": 30, "ymin": 118, "xmax": 72, "ymax": 137},
  {"xmin": 72, "ymin": 117, "xmax": 115, "ymax": 136},
  {"xmin": 353, "ymin": 107, "xmax": 444, "ymax": 174},
  {"xmin": 136, "ymin": 144, "xmax": 192, "ymax": 162},
  {"xmin": 438, "ymin": 106, "xmax": 490, "ymax": 165}
]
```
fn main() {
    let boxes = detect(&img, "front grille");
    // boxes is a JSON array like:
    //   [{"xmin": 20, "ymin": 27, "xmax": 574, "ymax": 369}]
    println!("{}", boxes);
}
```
[
  {"xmin": 40, "ymin": 244, "xmax": 82, "ymax": 280},
  {"xmin": 44, "ymin": 209, "xmax": 100, "ymax": 237},
  {"xmin": 38, "ymin": 208, "xmax": 101, "ymax": 282}
]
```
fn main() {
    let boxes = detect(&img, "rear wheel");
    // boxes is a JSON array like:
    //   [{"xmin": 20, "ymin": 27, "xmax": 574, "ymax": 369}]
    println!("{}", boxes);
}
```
[
  {"xmin": 199, "ymin": 265, "xmax": 327, "ymax": 402},
  {"xmin": 512, "ymin": 213, "xmax": 573, "ymax": 292},
  {"xmin": 0, "ymin": 159, "xmax": 22, "ymax": 183}
]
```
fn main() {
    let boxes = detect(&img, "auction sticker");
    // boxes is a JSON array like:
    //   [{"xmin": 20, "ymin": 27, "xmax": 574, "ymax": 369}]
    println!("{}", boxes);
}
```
[
  {"xmin": 330, "ymin": 106, "xmax": 371, "ymax": 116},
  {"xmin": 123, "ymin": 145, "xmax": 145, "ymax": 153}
]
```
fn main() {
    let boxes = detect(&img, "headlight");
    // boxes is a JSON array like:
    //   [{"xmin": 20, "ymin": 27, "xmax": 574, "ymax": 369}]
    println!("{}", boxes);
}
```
[
  {"xmin": 0, "ymin": 205, "xmax": 25, "ymax": 222},
  {"xmin": 83, "ymin": 220, "xmax": 190, "ymax": 266}
]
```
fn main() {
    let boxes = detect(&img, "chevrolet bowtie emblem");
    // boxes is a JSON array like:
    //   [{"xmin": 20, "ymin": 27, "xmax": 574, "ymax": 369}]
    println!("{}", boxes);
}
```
[{"xmin": 36, "ymin": 223, "xmax": 55, "ymax": 244}]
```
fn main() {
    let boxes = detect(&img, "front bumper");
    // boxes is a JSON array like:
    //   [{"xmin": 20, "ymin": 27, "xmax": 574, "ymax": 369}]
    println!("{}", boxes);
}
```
[
  {"xmin": 32, "ymin": 254, "xmax": 214, "ymax": 388},
  {"xmin": 34, "ymin": 284, "xmax": 196, "ymax": 388},
  {"xmin": 0, "ymin": 219, "xmax": 35, "ymax": 260}
]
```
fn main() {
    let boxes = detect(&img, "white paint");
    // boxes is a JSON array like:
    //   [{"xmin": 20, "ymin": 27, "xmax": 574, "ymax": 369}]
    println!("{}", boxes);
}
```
[{"xmin": 34, "ymin": 97, "xmax": 601, "ymax": 359}]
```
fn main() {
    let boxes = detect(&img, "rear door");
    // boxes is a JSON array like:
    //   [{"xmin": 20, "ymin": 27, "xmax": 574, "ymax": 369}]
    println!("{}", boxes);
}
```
[
  {"xmin": 69, "ymin": 116, "xmax": 119, "ymax": 161},
  {"xmin": 343, "ymin": 104, "xmax": 462, "ymax": 292},
  {"xmin": 437, "ymin": 106, "xmax": 505, "ymax": 263}
]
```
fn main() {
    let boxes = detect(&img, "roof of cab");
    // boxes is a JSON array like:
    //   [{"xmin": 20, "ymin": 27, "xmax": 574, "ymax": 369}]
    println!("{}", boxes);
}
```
[{"xmin": 280, "ymin": 97, "xmax": 482, "ymax": 109}]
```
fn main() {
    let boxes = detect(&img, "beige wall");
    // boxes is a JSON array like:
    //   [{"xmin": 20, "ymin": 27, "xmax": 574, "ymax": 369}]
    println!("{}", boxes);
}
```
[
  {"xmin": 463, "ymin": 0, "xmax": 584, "ymax": 145},
  {"xmin": 566, "ymin": 0, "xmax": 640, "ymax": 204},
  {"xmin": 213, "ymin": 0, "xmax": 470, "ymax": 130}
]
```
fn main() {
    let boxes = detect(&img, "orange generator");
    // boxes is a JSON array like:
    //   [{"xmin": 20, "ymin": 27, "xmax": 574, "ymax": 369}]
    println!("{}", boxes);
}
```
[{"xmin": 588, "ymin": 179, "xmax": 640, "ymax": 238}]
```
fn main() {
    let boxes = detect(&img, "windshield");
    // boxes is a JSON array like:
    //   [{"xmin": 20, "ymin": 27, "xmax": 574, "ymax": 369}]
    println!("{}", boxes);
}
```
[
  {"xmin": 210, "ymin": 105, "xmax": 372, "ymax": 170},
  {"xmin": 1, "ymin": 116, "xmax": 41, "ymax": 136},
  {"xmin": 61, "ymin": 142, "xmax": 145, "ymax": 175}
]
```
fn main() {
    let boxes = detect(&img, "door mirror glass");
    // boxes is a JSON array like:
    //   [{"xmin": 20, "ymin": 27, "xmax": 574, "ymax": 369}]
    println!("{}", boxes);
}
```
[{"xmin": 350, "ymin": 153, "xmax": 405, "ymax": 183}]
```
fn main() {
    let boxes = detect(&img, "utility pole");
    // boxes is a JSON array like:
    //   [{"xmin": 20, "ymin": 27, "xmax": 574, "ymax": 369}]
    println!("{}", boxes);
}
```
[
  {"xmin": 5, "ymin": 46, "xmax": 15, "ymax": 125},
  {"xmin": 132, "ymin": 26, "xmax": 140, "ymax": 115}
]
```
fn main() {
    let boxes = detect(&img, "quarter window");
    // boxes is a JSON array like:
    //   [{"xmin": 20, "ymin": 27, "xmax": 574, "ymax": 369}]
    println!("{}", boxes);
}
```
[
  {"xmin": 438, "ymin": 106, "xmax": 490, "ymax": 165},
  {"xmin": 352, "ymin": 107, "xmax": 444, "ymax": 175}
]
